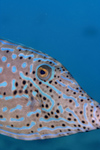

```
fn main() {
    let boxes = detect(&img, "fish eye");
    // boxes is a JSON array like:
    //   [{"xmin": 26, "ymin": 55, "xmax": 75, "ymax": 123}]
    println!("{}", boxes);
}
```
[{"xmin": 37, "ymin": 65, "xmax": 52, "ymax": 81}]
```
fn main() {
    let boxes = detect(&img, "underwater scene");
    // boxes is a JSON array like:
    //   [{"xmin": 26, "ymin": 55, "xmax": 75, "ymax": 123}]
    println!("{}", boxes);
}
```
[{"xmin": 0, "ymin": 0, "xmax": 100, "ymax": 150}]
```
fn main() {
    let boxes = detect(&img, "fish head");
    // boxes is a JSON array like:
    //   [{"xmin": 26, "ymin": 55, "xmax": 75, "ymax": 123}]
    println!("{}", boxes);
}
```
[
  {"xmin": 32, "ymin": 57, "xmax": 100, "ymax": 132},
  {"xmin": 0, "ymin": 39, "xmax": 100, "ymax": 140}
]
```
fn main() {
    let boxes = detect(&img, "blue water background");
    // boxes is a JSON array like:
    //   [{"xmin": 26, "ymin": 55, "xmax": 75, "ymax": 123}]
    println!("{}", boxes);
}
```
[{"xmin": 0, "ymin": 0, "xmax": 100, "ymax": 150}]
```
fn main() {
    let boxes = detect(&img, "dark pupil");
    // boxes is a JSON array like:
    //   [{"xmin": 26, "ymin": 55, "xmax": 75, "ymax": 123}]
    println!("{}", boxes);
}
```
[{"xmin": 40, "ymin": 70, "xmax": 45, "ymax": 75}]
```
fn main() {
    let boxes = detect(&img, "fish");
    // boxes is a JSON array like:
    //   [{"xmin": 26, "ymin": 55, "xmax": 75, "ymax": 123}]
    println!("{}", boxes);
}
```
[{"xmin": 0, "ymin": 39, "xmax": 100, "ymax": 141}]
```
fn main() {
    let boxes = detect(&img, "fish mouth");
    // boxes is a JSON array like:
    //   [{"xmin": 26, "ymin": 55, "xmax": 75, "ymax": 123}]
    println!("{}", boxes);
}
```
[{"xmin": 93, "ymin": 104, "xmax": 100, "ymax": 128}]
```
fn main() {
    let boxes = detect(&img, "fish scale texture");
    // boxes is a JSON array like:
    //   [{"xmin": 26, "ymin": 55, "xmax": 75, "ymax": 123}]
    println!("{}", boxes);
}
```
[{"xmin": 0, "ymin": 39, "xmax": 100, "ymax": 140}]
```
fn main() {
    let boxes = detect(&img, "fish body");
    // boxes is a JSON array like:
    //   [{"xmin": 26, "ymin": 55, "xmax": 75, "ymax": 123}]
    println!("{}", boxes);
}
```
[{"xmin": 0, "ymin": 39, "xmax": 100, "ymax": 140}]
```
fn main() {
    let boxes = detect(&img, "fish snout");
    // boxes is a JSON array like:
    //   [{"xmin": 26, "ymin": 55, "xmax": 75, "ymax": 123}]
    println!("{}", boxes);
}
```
[{"xmin": 93, "ymin": 104, "xmax": 100, "ymax": 129}]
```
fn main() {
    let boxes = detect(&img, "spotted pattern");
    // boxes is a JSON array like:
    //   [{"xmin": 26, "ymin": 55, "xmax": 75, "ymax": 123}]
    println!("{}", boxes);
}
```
[{"xmin": 0, "ymin": 39, "xmax": 100, "ymax": 140}]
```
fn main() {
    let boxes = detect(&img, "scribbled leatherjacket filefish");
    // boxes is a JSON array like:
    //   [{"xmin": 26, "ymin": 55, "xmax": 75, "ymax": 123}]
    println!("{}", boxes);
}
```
[{"xmin": 0, "ymin": 39, "xmax": 100, "ymax": 140}]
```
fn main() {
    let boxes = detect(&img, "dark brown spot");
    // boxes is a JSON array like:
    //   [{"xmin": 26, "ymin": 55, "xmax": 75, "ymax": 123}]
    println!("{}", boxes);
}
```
[
  {"xmin": 55, "ymin": 115, "xmax": 58, "ymax": 118},
  {"xmin": 82, "ymin": 120, "xmax": 85, "ymax": 124},
  {"xmin": 56, "ymin": 110, "xmax": 59, "ymax": 113},
  {"xmin": 80, "ymin": 111, "xmax": 83, "ymax": 114},
  {"xmin": 73, "ymin": 92, "xmax": 76, "ymax": 94},
  {"xmin": 30, "ymin": 83, "xmax": 32, "ymax": 87},
  {"xmin": 26, "ymin": 72, "xmax": 28, "ymax": 75},
  {"xmin": 20, "ymin": 56, "xmax": 23, "ymax": 59},
  {"xmin": 28, "ymin": 57, "xmax": 31, "ymax": 59},
  {"xmin": 0, "ymin": 115, "xmax": 3, "ymax": 118},
  {"xmin": 19, "ymin": 90, "xmax": 22, "ymax": 93},
  {"xmin": 41, "ymin": 104, "xmax": 44, "ymax": 108},
  {"xmin": 80, "ymin": 99, "xmax": 83, "ymax": 102},
  {"xmin": 49, "ymin": 89, "xmax": 52, "ymax": 92},
  {"xmin": 25, "ymin": 90, "xmax": 28, "ymax": 94},
  {"xmin": 36, "ymin": 113, "xmax": 39, "ymax": 117},
  {"xmin": 44, "ymin": 115, "xmax": 48, "ymax": 119},
  {"xmin": 16, "ymin": 115, "xmax": 19, "ymax": 118},
  {"xmin": 66, "ymin": 89, "xmax": 69, "ymax": 92},
  {"xmin": 68, "ymin": 118, "xmax": 71, "ymax": 121},
  {"xmin": 69, "ymin": 113, "xmax": 72, "ymax": 116},
  {"xmin": 51, "ymin": 125, "xmax": 54, "ymax": 128},
  {"xmin": 23, "ymin": 80, "xmax": 26, "ymax": 85},
  {"xmin": 49, "ymin": 80, "xmax": 52, "ymax": 84},
  {"xmin": 39, "ymin": 82, "xmax": 42, "ymax": 85},
  {"xmin": 62, "ymin": 124, "xmax": 65, "ymax": 127},
  {"xmin": 33, "ymin": 78, "xmax": 36, "ymax": 81},
  {"xmin": 15, "ymin": 82, "xmax": 18, "ymax": 87},
  {"xmin": 6, "ymin": 50, "xmax": 9, "ymax": 53},
  {"xmin": 13, "ymin": 90, "xmax": 17, "ymax": 95},
  {"xmin": 39, "ymin": 124, "xmax": 42, "ymax": 127},
  {"xmin": 46, "ymin": 104, "xmax": 49, "ymax": 108},
  {"xmin": 43, "ymin": 97, "xmax": 46, "ymax": 100},
  {"xmin": 92, "ymin": 120, "xmax": 95, "ymax": 123},
  {"xmin": 32, "ymin": 71, "xmax": 35, "ymax": 74},
  {"xmin": 69, "ymin": 99, "xmax": 72, "ymax": 103},
  {"xmin": 51, "ymin": 111, "xmax": 53, "ymax": 114},
  {"xmin": 3, "ymin": 92, "xmax": 6, "ymax": 95},
  {"xmin": 26, "ymin": 123, "xmax": 30, "ymax": 126}
]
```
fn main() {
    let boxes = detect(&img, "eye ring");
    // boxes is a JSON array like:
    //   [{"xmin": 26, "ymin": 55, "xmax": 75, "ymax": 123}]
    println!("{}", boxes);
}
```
[{"xmin": 37, "ymin": 65, "xmax": 52, "ymax": 81}]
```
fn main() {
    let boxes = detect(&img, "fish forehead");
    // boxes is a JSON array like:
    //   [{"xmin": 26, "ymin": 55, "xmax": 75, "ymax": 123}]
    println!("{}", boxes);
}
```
[{"xmin": 0, "ymin": 39, "xmax": 100, "ymax": 140}]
